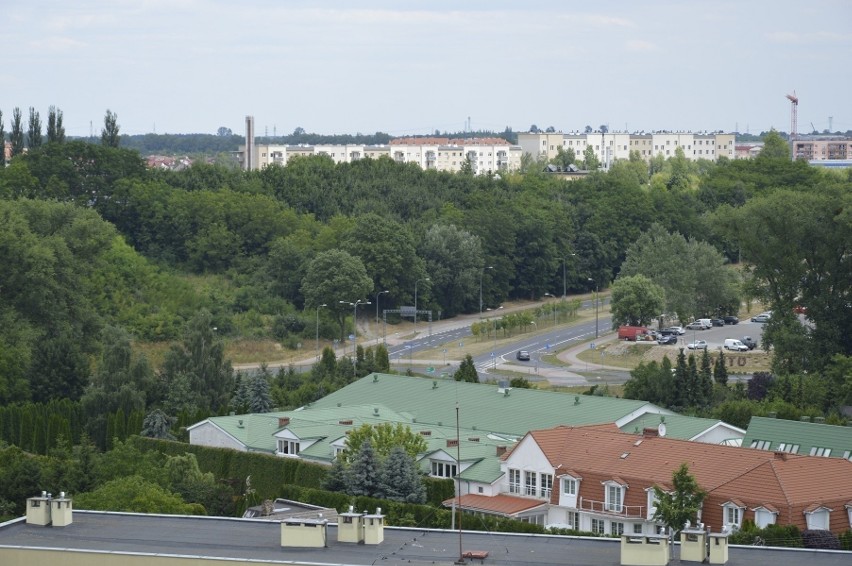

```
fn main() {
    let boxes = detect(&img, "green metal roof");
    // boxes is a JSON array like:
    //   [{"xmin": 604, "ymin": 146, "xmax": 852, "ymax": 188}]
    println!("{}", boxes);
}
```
[
  {"xmin": 310, "ymin": 373, "xmax": 663, "ymax": 438},
  {"xmin": 619, "ymin": 413, "xmax": 737, "ymax": 441},
  {"xmin": 742, "ymin": 416, "xmax": 852, "ymax": 458},
  {"xmin": 457, "ymin": 455, "xmax": 504, "ymax": 484}
]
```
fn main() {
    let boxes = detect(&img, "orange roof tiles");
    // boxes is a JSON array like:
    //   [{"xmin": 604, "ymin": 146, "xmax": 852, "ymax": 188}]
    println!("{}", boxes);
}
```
[{"xmin": 444, "ymin": 494, "xmax": 547, "ymax": 516}]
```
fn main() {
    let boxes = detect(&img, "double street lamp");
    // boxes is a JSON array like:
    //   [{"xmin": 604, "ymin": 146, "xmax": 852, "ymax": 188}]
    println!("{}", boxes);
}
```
[
  {"xmin": 339, "ymin": 299, "xmax": 371, "ymax": 350},
  {"xmin": 315, "ymin": 303, "xmax": 327, "ymax": 360},
  {"xmin": 479, "ymin": 266, "xmax": 493, "ymax": 317},
  {"xmin": 414, "ymin": 277, "xmax": 429, "ymax": 332},
  {"xmin": 544, "ymin": 293, "xmax": 558, "ymax": 326},
  {"xmin": 375, "ymin": 290, "xmax": 389, "ymax": 344}
]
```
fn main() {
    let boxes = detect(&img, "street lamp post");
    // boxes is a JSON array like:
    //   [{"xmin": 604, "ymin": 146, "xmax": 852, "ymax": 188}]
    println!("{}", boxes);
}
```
[
  {"xmin": 315, "ymin": 303, "xmax": 327, "ymax": 360},
  {"xmin": 561, "ymin": 253, "xmax": 576, "ymax": 299},
  {"xmin": 479, "ymin": 266, "xmax": 493, "ymax": 317},
  {"xmin": 588, "ymin": 278, "xmax": 599, "ymax": 338},
  {"xmin": 339, "ymin": 299, "xmax": 371, "ymax": 348},
  {"xmin": 375, "ymin": 290, "xmax": 388, "ymax": 324},
  {"xmin": 414, "ymin": 277, "xmax": 429, "ymax": 332},
  {"xmin": 544, "ymin": 293, "xmax": 558, "ymax": 327}
]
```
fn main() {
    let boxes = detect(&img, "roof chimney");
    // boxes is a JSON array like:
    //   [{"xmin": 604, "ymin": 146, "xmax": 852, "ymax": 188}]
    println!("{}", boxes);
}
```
[
  {"xmin": 643, "ymin": 427, "xmax": 659, "ymax": 437},
  {"xmin": 278, "ymin": 417, "xmax": 290, "ymax": 427},
  {"xmin": 496, "ymin": 446, "xmax": 507, "ymax": 457},
  {"xmin": 774, "ymin": 451, "xmax": 788, "ymax": 461},
  {"xmin": 447, "ymin": 439, "xmax": 459, "ymax": 448}
]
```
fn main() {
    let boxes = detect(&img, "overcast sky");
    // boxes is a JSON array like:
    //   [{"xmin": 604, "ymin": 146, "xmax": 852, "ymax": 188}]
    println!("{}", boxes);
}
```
[{"xmin": 5, "ymin": 0, "xmax": 850, "ymax": 137}]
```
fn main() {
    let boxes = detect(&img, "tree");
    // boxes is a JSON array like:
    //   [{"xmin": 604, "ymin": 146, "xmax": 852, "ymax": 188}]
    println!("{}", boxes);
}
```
[
  {"xmin": 341, "ymin": 422, "xmax": 427, "ymax": 465},
  {"xmin": 141, "ymin": 409, "xmax": 176, "ymax": 440},
  {"xmin": 101, "ymin": 109, "xmax": 120, "ymax": 147},
  {"xmin": 300, "ymin": 249, "xmax": 373, "ymax": 343},
  {"xmin": 610, "ymin": 274, "xmax": 666, "ymax": 327},
  {"xmin": 376, "ymin": 446, "xmax": 426, "ymax": 503},
  {"xmin": 74, "ymin": 475, "xmax": 203, "ymax": 515},
  {"xmin": 0, "ymin": 110, "xmax": 4, "ymax": 165},
  {"xmin": 9, "ymin": 107, "xmax": 24, "ymax": 157},
  {"xmin": 47, "ymin": 106, "xmax": 65, "ymax": 143},
  {"xmin": 713, "ymin": 351, "xmax": 729, "ymax": 386},
  {"xmin": 216, "ymin": 126, "xmax": 232, "ymax": 137},
  {"xmin": 582, "ymin": 144, "xmax": 599, "ymax": 170},
  {"xmin": 27, "ymin": 107, "xmax": 42, "ymax": 149},
  {"xmin": 759, "ymin": 130, "xmax": 790, "ymax": 159},
  {"xmin": 698, "ymin": 349, "xmax": 713, "ymax": 407},
  {"xmin": 420, "ymin": 224, "xmax": 484, "ymax": 317},
  {"xmin": 454, "ymin": 354, "xmax": 479, "ymax": 383},
  {"xmin": 345, "ymin": 439, "xmax": 380, "ymax": 497},
  {"xmin": 247, "ymin": 373, "xmax": 273, "ymax": 413},
  {"xmin": 652, "ymin": 463, "xmax": 706, "ymax": 536}
]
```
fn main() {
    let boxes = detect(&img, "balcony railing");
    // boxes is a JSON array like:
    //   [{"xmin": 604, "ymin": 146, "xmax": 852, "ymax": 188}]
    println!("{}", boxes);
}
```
[{"xmin": 579, "ymin": 497, "xmax": 645, "ymax": 519}]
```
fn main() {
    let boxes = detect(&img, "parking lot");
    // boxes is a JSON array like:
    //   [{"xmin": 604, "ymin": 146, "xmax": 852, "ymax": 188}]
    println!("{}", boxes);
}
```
[{"xmin": 663, "ymin": 320, "xmax": 766, "ymax": 351}]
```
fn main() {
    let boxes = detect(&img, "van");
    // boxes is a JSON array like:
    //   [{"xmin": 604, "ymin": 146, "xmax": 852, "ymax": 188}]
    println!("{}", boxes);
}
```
[
  {"xmin": 618, "ymin": 325, "xmax": 649, "ymax": 341},
  {"xmin": 697, "ymin": 319, "xmax": 712, "ymax": 329},
  {"xmin": 724, "ymin": 338, "xmax": 749, "ymax": 352}
]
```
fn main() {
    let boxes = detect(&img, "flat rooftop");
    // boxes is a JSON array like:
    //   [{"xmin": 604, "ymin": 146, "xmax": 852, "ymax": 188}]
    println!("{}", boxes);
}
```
[{"xmin": 0, "ymin": 511, "xmax": 849, "ymax": 566}]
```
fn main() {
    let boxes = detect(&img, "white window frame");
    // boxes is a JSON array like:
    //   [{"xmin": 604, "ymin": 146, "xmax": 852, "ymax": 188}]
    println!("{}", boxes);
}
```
[
  {"xmin": 723, "ymin": 503, "xmax": 744, "ymax": 529},
  {"xmin": 806, "ymin": 508, "xmax": 830, "ymax": 530},
  {"xmin": 563, "ymin": 478, "xmax": 577, "ymax": 496},
  {"xmin": 431, "ymin": 461, "xmax": 457, "ymax": 478},
  {"xmin": 508, "ymin": 469, "xmax": 521, "ymax": 494},
  {"xmin": 753, "ymin": 507, "xmax": 777, "ymax": 529},
  {"xmin": 566, "ymin": 511, "xmax": 579, "ymax": 531},
  {"xmin": 524, "ymin": 471, "xmax": 538, "ymax": 497},
  {"xmin": 611, "ymin": 521, "xmax": 625, "ymax": 535},
  {"xmin": 604, "ymin": 482, "xmax": 625, "ymax": 512},
  {"xmin": 591, "ymin": 518, "xmax": 605, "ymax": 534},
  {"xmin": 540, "ymin": 474, "xmax": 553, "ymax": 499},
  {"xmin": 278, "ymin": 439, "xmax": 300, "ymax": 456}
]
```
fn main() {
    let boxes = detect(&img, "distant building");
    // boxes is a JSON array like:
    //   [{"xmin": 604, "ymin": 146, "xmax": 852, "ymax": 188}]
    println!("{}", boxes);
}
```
[{"xmin": 793, "ymin": 136, "xmax": 852, "ymax": 161}]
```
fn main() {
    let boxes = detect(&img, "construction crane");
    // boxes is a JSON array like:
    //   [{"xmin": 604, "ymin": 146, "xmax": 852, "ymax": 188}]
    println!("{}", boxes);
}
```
[{"xmin": 786, "ymin": 92, "xmax": 798, "ymax": 161}]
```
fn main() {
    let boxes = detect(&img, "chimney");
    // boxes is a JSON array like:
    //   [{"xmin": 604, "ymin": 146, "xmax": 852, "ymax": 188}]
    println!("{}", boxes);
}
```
[
  {"xmin": 278, "ymin": 417, "xmax": 290, "ymax": 427},
  {"xmin": 338, "ymin": 419, "xmax": 353, "ymax": 425},
  {"xmin": 643, "ymin": 427, "xmax": 659, "ymax": 438},
  {"xmin": 419, "ymin": 430, "xmax": 432, "ymax": 436},
  {"xmin": 496, "ymin": 446, "xmax": 507, "ymax": 457},
  {"xmin": 447, "ymin": 439, "xmax": 459, "ymax": 448},
  {"xmin": 774, "ymin": 451, "xmax": 787, "ymax": 461}
]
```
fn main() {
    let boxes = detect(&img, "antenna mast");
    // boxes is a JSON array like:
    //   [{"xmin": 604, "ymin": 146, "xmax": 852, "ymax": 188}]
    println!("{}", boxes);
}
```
[{"xmin": 786, "ymin": 91, "xmax": 798, "ymax": 160}]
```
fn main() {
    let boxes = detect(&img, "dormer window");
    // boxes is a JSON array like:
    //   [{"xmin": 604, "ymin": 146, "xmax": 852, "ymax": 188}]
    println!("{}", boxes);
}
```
[
  {"xmin": 805, "ymin": 506, "xmax": 832, "ymax": 530},
  {"xmin": 722, "ymin": 501, "xmax": 745, "ymax": 530},
  {"xmin": 278, "ymin": 439, "xmax": 300, "ymax": 456},
  {"xmin": 603, "ymin": 480, "xmax": 627, "ymax": 513}
]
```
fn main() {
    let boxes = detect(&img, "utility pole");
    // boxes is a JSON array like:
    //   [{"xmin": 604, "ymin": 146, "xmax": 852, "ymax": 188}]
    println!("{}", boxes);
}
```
[{"xmin": 786, "ymin": 92, "xmax": 798, "ymax": 161}]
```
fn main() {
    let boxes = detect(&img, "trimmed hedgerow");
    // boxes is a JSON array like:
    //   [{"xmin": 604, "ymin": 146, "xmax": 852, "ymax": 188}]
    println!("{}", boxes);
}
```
[{"xmin": 802, "ymin": 529, "xmax": 841, "ymax": 550}]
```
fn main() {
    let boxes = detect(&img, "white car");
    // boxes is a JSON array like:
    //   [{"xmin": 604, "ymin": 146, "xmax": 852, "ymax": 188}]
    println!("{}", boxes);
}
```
[
  {"xmin": 665, "ymin": 326, "xmax": 685, "ymax": 335},
  {"xmin": 687, "ymin": 340, "xmax": 708, "ymax": 350}
]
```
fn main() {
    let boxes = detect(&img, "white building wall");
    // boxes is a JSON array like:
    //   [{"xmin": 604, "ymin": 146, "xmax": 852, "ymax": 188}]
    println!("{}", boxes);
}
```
[{"xmin": 188, "ymin": 422, "xmax": 246, "ymax": 452}]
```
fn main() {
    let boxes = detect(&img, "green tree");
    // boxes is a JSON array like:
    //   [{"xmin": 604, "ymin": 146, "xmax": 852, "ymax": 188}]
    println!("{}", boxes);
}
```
[
  {"xmin": 27, "ymin": 107, "xmax": 42, "ymax": 149},
  {"xmin": 9, "ymin": 107, "xmax": 24, "ymax": 157},
  {"xmin": 713, "ymin": 351, "xmax": 729, "ymax": 386},
  {"xmin": 759, "ymin": 129, "xmax": 790, "ymax": 159},
  {"xmin": 341, "ymin": 422, "xmax": 427, "ymax": 465},
  {"xmin": 652, "ymin": 463, "xmax": 706, "ymax": 536},
  {"xmin": 420, "ymin": 224, "xmax": 483, "ymax": 317},
  {"xmin": 610, "ymin": 274, "xmax": 666, "ymax": 327},
  {"xmin": 74, "ymin": 475, "xmax": 203, "ymax": 515},
  {"xmin": 101, "ymin": 109, "xmax": 120, "ymax": 147},
  {"xmin": 300, "ymin": 249, "xmax": 373, "ymax": 343},
  {"xmin": 47, "ymin": 106, "xmax": 65, "ymax": 143},
  {"xmin": 345, "ymin": 439, "xmax": 380, "ymax": 497},
  {"xmin": 454, "ymin": 354, "xmax": 479, "ymax": 383},
  {"xmin": 699, "ymin": 349, "xmax": 713, "ymax": 407},
  {"xmin": 376, "ymin": 446, "xmax": 426, "ymax": 503},
  {"xmin": 582, "ymin": 144, "xmax": 599, "ymax": 170},
  {"xmin": 141, "ymin": 409, "xmax": 176, "ymax": 440}
]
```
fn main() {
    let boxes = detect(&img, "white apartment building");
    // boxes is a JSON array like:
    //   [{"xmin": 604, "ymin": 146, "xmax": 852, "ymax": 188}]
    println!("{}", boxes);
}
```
[
  {"xmin": 518, "ymin": 131, "xmax": 736, "ymax": 166},
  {"xmin": 238, "ymin": 138, "xmax": 522, "ymax": 175}
]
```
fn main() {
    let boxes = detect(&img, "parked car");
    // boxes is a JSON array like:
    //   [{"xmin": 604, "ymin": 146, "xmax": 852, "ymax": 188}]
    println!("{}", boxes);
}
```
[
  {"xmin": 686, "ymin": 321, "xmax": 708, "ymax": 331},
  {"xmin": 751, "ymin": 313, "xmax": 771, "ymax": 323},
  {"xmin": 670, "ymin": 326, "xmax": 685, "ymax": 335},
  {"xmin": 723, "ymin": 316, "xmax": 739, "ymax": 325},
  {"xmin": 741, "ymin": 336, "xmax": 758, "ymax": 350},
  {"xmin": 724, "ymin": 338, "xmax": 749, "ymax": 352},
  {"xmin": 516, "ymin": 350, "xmax": 530, "ymax": 361},
  {"xmin": 618, "ymin": 325, "xmax": 650, "ymax": 341},
  {"xmin": 687, "ymin": 340, "xmax": 708, "ymax": 350},
  {"xmin": 657, "ymin": 335, "xmax": 678, "ymax": 345},
  {"xmin": 710, "ymin": 318, "xmax": 725, "ymax": 327}
]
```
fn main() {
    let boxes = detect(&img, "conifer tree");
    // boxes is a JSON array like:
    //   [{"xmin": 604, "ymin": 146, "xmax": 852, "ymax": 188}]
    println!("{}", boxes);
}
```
[
  {"xmin": 376, "ymin": 446, "xmax": 426, "ymax": 503},
  {"xmin": 346, "ymin": 439, "xmax": 379, "ymax": 497},
  {"xmin": 141, "ymin": 409, "xmax": 176, "ymax": 440},
  {"xmin": 673, "ymin": 349, "xmax": 689, "ymax": 410},
  {"xmin": 27, "ymin": 107, "xmax": 42, "ymax": 149},
  {"xmin": 454, "ymin": 354, "xmax": 479, "ymax": 382},
  {"xmin": 699, "ymin": 349, "xmax": 713, "ymax": 407},
  {"xmin": 0, "ymin": 110, "xmax": 5, "ymax": 165},
  {"xmin": 713, "ymin": 351, "xmax": 729, "ymax": 386},
  {"xmin": 686, "ymin": 354, "xmax": 699, "ymax": 407},
  {"xmin": 9, "ymin": 107, "xmax": 24, "ymax": 157}
]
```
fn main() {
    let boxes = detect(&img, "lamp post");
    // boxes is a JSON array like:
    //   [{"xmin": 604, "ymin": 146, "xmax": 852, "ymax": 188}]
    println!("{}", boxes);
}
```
[
  {"xmin": 479, "ymin": 266, "xmax": 493, "ymax": 317},
  {"xmin": 544, "ymin": 293, "xmax": 557, "ymax": 327},
  {"xmin": 588, "ymin": 278, "xmax": 599, "ymax": 338},
  {"xmin": 414, "ymin": 277, "xmax": 429, "ymax": 332},
  {"xmin": 561, "ymin": 253, "xmax": 576, "ymax": 299},
  {"xmin": 339, "ymin": 299, "xmax": 371, "ymax": 349},
  {"xmin": 375, "ymin": 290, "xmax": 388, "ymax": 324},
  {"xmin": 315, "ymin": 303, "xmax": 327, "ymax": 360}
]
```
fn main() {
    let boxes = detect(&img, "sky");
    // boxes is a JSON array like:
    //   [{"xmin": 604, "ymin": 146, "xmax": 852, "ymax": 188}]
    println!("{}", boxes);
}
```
[{"xmin": 4, "ymin": 0, "xmax": 851, "ymax": 138}]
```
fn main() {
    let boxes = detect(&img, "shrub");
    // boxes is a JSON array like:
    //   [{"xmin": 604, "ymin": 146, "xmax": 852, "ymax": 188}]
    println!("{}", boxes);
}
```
[
  {"xmin": 802, "ymin": 529, "xmax": 840, "ymax": 550},
  {"xmin": 839, "ymin": 529, "xmax": 852, "ymax": 551}
]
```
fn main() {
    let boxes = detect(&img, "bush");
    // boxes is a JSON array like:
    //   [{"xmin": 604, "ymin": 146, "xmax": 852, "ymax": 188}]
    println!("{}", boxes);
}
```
[
  {"xmin": 728, "ymin": 522, "xmax": 803, "ymax": 548},
  {"xmin": 839, "ymin": 529, "xmax": 852, "ymax": 551},
  {"xmin": 802, "ymin": 529, "xmax": 840, "ymax": 550}
]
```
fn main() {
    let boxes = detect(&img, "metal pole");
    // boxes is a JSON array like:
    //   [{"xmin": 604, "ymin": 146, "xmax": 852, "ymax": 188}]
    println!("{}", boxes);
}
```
[
  {"xmin": 315, "ymin": 303, "xmax": 326, "ymax": 360},
  {"xmin": 455, "ymin": 403, "xmax": 465, "ymax": 564},
  {"xmin": 375, "ymin": 290, "xmax": 388, "ymax": 323},
  {"xmin": 595, "ymin": 285, "xmax": 599, "ymax": 338},
  {"xmin": 479, "ymin": 266, "xmax": 492, "ymax": 317},
  {"xmin": 415, "ymin": 277, "xmax": 429, "ymax": 332}
]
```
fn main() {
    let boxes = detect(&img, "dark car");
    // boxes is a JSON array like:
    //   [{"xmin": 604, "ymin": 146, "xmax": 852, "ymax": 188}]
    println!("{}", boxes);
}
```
[
  {"xmin": 741, "ymin": 336, "xmax": 758, "ymax": 350},
  {"xmin": 657, "ymin": 335, "xmax": 678, "ymax": 345},
  {"xmin": 516, "ymin": 350, "xmax": 530, "ymax": 361},
  {"xmin": 710, "ymin": 318, "xmax": 725, "ymax": 327},
  {"xmin": 723, "ymin": 316, "xmax": 739, "ymax": 325}
]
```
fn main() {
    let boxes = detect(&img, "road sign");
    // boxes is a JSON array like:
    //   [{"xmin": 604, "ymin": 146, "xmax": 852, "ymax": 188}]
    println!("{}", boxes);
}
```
[
  {"xmin": 427, "ymin": 367, "xmax": 435, "ymax": 373},
  {"xmin": 590, "ymin": 342, "xmax": 596, "ymax": 349},
  {"xmin": 490, "ymin": 352, "xmax": 495, "ymax": 357},
  {"xmin": 348, "ymin": 334, "xmax": 355, "ymax": 341},
  {"xmin": 546, "ymin": 343, "xmax": 551, "ymax": 350}
]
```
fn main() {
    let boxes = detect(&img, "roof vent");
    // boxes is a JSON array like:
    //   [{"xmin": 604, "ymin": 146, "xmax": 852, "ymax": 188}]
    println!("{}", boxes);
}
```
[
  {"xmin": 468, "ymin": 437, "xmax": 480, "ymax": 442},
  {"xmin": 574, "ymin": 396, "xmax": 580, "ymax": 405},
  {"xmin": 447, "ymin": 439, "xmax": 459, "ymax": 448},
  {"xmin": 496, "ymin": 446, "xmax": 507, "ymax": 456},
  {"xmin": 814, "ymin": 416, "xmax": 825, "ymax": 424},
  {"xmin": 373, "ymin": 408, "xmax": 379, "ymax": 416},
  {"xmin": 373, "ymin": 375, "xmax": 379, "ymax": 383},
  {"xmin": 238, "ymin": 419, "xmax": 244, "ymax": 428},
  {"xmin": 504, "ymin": 389, "xmax": 510, "ymax": 397},
  {"xmin": 420, "ymin": 430, "xmax": 432, "ymax": 436},
  {"xmin": 432, "ymin": 381, "xmax": 438, "ymax": 389},
  {"xmin": 800, "ymin": 416, "xmax": 811, "ymax": 422}
]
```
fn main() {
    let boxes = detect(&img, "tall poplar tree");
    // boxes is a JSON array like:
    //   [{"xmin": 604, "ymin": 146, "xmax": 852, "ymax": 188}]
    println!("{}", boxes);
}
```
[
  {"xmin": 0, "ymin": 110, "xmax": 5, "ymax": 165},
  {"xmin": 47, "ymin": 106, "xmax": 66, "ymax": 143},
  {"xmin": 101, "ymin": 109, "xmax": 120, "ymax": 147},
  {"xmin": 27, "ymin": 107, "xmax": 42, "ymax": 149},
  {"xmin": 9, "ymin": 107, "xmax": 24, "ymax": 157}
]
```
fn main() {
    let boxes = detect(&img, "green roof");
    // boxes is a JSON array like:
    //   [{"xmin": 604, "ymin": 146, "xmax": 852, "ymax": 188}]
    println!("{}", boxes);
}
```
[
  {"xmin": 619, "ymin": 413, "xmax": 739, "ymax": 441},
  {"xmin": 457, "ymin": 455, "xmax": 504, "ymax": 484},
  {"xmin": 310, "ymin": 373, "xmax": 666, "ymax": 438},
  {"xmin": 742, "ymin": 416, "xmax": 852, "ymax": 458}
]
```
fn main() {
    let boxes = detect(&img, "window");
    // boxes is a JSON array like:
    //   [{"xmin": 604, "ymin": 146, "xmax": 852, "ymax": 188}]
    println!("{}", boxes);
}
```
[
  {"xmin": 606, "ymin": 484, "xmax": 624, "ymax": 512},
  {"xmin": 477, "ymin": 486, "xmax": 483, "ymax": 493},
  {"xmin": 525, "ymin": 471, "xmax": 537, "ymax": 496},
  {"xmin": 566, "ymin": 511, "xmax": 579, "ymax": 531},
  {"xmin": 749, "ymin": 439, "xmax": 771, "ymax": 450},
  {"xmin": 777, "ymin": 443, "xmax": 799, "ymax": 454},
  {"xmin": 806, "ymin": 508, "xmax": 830, "ymax": 530},
  {"xmin": 278, "ymin": 440, "xmax": 300, "ymax": 455},
  {"xmin": 563, "ymin": 478, "xmax": 577, "ymax": 495},
  {"xmin": 541, "ymin": 474, "xmax": 553, "ymax": 498},
  {"xmin": 509, "ymin": 469, "xmax": 521, "ymax": 494},
  {"xmin": 810, "ymin": 447, "xmax": 832, "ymax": 457},
  {"xmin": 724, "ymin": 505, "xmax": 742, "ymax": 528},
  {"xmin": 431, "ymin": 461, "xmax": 457, "ymax": 478},
  {"xmin": 754, "ymin": 508, "xmax": 777, "ymax": 529},
  {"xmin": 611, "ymin": 522, "xmax": 624, "ymax": 536},
  {"xmin": 633, "ymin": 523, "xmax": 644, "ymax": 534},
  {"xmin": 592, "ymin": 518, "xmax": 605, "ymax": 534}
]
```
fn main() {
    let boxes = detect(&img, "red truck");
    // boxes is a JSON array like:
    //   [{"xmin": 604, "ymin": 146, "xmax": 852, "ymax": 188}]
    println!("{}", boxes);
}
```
[{"xmin": 618, "ymin": 325, "xmax": 650, "ymax": 341}]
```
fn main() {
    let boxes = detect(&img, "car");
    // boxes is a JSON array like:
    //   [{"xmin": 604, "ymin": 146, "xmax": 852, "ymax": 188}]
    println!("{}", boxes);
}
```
[
  {"xmin": 723, "ymin": 316, "xmax": 740, "ymax": 325},
  {"xmin": 724, "ymin": 338, "xmax": 749, "ymax": 352},
  {"xmin": 657, "ymin": 335, "xmax": 678, "ymax": 345},
  {"xmin": 657, "ymin": 328, "xmax": 677, "ymax": 337},
  {"xmin": 710, "ymin": 318, "xmax": 725, "ymax": 327},
  {"xmin": 687, "ymin": 340, "xmax": 708, "ymax": 350},
  {"xmin": 741, "ymin": 336, "xmax": 758, "ymax": 350},
  {"xmin": 516, "ymin": 350, "xmax": 530, "ymax": 361},
  {"xmin": 665, "ymin": 326, "xmax": 685, "ymax": 335},
  {"xmin": 685, "ymin": 321, "xmax": 708, "ymax": 331},
  {"xmin": 751, "ymin": 313, "xmax": 771, "ymax": 323}
]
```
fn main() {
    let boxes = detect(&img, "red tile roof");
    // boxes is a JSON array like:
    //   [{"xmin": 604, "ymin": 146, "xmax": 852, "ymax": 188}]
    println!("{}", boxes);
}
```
[{"xmin": 443, "ymin": 494, "xmax": 547, "ymax": 516}]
